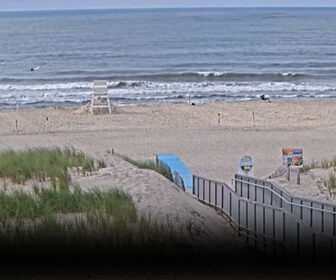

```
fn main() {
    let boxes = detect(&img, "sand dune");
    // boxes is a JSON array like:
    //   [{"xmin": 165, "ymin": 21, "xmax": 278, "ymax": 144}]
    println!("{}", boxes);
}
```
[{"xmin": 72, "ymin": 155, "xmax": 243, "ymax": 251}]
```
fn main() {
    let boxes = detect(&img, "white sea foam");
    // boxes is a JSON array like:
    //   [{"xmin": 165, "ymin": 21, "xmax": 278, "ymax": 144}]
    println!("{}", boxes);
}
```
[
  {"xmin": 0, "ymin": 82, "xmax": 92, "ymax": 91},
  {"xmin": 196, "ymin": 71, "xmax": 225, "ymax": 77},
  {"xmin": 0, "ymin": 80, "xmax": 335, "ymax": 107}
]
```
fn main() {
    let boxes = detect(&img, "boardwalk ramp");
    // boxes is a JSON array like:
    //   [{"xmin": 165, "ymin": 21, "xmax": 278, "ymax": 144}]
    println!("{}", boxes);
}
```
[{"xmin": 155, "ymin": 154, "xmax": 193, "ymax": 191}]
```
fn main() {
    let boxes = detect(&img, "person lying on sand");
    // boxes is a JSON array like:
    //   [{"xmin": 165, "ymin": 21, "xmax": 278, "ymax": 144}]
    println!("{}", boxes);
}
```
[{"xmin": 260, "ymin": 94, "xmax": 271, "ymax": 102}]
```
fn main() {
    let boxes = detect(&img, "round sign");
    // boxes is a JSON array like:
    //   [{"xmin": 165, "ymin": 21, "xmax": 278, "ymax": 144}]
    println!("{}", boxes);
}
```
[{"xmin": 239, "ymin": 155, "xmax": 254, "ymax": 175}]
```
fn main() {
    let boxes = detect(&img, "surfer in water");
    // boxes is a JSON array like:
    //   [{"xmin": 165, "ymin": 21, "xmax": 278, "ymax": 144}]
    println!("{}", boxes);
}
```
[{"xmin": 30, "ymin": 66, "xmax": 40, "ymax": 72}]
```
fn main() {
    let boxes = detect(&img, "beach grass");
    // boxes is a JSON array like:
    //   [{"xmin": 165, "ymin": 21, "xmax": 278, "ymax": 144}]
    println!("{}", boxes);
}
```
[
  {"xmin": 0, "ymin": 186, "xmax": 136, "ymax": 221},
  {"xmin": 324, "ymin": 172, "xmax": 336, "ymax": 197},
  {"xmin": 0, "ymin": 147, "xmax": 194, "ymax": 262},
  {"xmin": 134, "ymin": 160, "xmax": 173, "ymax": 181},
  {"xmin": 111, "ymin": 151, "xmax": 174, "ymax": 182},
  {"xmin": 303, "ymin": 157, "xmax": 336, "ymax": 172},
  {"xmin": 0, "ymin": 147, "xmax": 97, "ymax": 188},
  {"xmin": 0, "ymin": 186, "xmax": 192, "ymax": 262},
  {"xmin": 302, "ymin": 160, "xmax": 319, "ymax": 172},
  {"xmin": 327, "ymin": 173, "xmax": 336, "ymax": 190}
]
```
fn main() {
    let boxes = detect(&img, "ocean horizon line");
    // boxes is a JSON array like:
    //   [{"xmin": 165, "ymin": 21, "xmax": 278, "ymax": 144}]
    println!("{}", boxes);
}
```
[{"xmin": 1, "ymin": 6, "xmax": 336, "ymax": 13}]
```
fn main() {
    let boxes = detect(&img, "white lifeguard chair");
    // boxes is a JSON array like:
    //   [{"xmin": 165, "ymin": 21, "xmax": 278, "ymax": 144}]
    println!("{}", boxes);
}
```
[{"xmin": 90, "ymin": 80, "xmax": 112, "ymax": 115}]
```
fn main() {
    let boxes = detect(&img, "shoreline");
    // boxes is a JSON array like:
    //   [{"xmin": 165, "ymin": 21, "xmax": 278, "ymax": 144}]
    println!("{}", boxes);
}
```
[{"xmin": 2, "ymin": 96, "xmax": 336, "ymax": 111}]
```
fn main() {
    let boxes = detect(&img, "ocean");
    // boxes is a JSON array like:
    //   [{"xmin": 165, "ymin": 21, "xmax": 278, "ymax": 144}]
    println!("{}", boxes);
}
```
[{"xmin": 1, "ymin": 8, "xmax": 336, "ymax": 108}]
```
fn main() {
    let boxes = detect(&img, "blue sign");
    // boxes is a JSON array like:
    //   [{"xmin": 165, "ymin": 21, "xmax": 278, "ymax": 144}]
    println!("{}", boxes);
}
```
[{"xmin": 239, "ymin": 155, "xmax": 254, "ymax": 175}]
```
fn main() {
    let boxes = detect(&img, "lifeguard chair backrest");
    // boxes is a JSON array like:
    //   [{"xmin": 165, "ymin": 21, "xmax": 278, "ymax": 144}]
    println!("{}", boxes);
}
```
[
  {"xmin": 93, "ymin": 80, "xmax": 107, "ymax": 87},
  {"xmin": 93, "ymin": 80, "xmax": 108, "ymax": 96}
]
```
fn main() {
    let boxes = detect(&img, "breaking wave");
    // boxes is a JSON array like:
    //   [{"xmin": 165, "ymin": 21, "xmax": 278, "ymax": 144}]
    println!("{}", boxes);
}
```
[{"xmin": 1, "ymin": 76, "xmax": 336, "ymax": 108}]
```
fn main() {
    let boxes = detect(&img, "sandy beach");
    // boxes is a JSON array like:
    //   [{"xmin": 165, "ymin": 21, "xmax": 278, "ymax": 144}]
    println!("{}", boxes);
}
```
[
  {"xmin": 0, "ymin": 99, "xmax": 336, "ymax": 219},
  {"xmin": 0, "ymin": 99, "xmax": 335, "ymax": 183},
  {"xmin": 0, "ymin": 99, "xmax": 336, "ymax": 277}
]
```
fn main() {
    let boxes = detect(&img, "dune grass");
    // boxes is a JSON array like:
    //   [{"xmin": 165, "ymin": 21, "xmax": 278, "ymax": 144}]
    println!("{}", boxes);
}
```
[
  {"xmin": 134, "ymin": 160, "xmax": 173, "ymax": 182},
  {"xmin": 0, "ymin": 147, "xmax": 195, "ymax": 263},
  {"xmin": 326, "ymin": 173, "xmax": 336, "ymax": 189},
  {"xmin": 303, "ymin": 157, "xmax": 336, "ymax": 172},
  {"xmin": 0, "ymin": 186, "xmax": 136, "ymax": 222},
  {"xmin": 0, "ymin": 186, "xmax": 193, "ymax": 262},
  {"xmin": 324, "ymin": 172, "xmax": 336, "ymax": 198},
  {"xmin": 0, "ymin": 147, "xmax": 98, "ymax": 188}
]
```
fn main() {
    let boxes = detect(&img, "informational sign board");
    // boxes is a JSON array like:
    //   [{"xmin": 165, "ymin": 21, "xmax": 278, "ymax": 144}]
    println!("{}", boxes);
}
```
[
  {"xmin": 238, "ymin": 155, "xmax": 254, "ymax": 176},
  {"xmin": 282, "ymin": 148, "xmax": 303, "ymax": 167}
]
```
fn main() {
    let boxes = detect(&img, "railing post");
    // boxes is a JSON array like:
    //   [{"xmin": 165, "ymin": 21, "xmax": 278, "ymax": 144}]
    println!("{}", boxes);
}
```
[
  {"xmin": 263, "ymin": 207, "xmax": 266, "ymax": 235},
  {"xmin": 312, "ymin": 233, "xmax": 316, "ymax": 264},
  {"xmin": 238, "ymin": 200, "xmax": 241, "ymax": 235},
  {"xmin": 297, "ymin": 223, "xmax": 300, "ymax": 261},
  {"xmin": 203, "ymin": 179, "xmax": 205, "ymax": 201},
  {"xmin": 221, "ymin": 185, "xmax": 224, "ymax": 210},
  {"xmin": 197, "ymin": 177, "xmax": 200, "ymax": 199},
  {"xmin": 300, "ymin": 200, "xmax": 303, "ymax": 219},
  {"xmin": 234, "ymin": 175, "xmax": 237, "ymax": 192},
  {"xmin": 209, "ymin": 180, "xmax": 211, "ymax": 205},
  {"xmin": 229, "ymin": 192, "xmax": 232, "ymax": 217},
  {"xmin": 192, "ymin": 175, "xmax": 195, "ymax": 195},
  {"xmin": 283, "ymin": 212, "xmax": 286, "ymax": 243},
  {"xmin": 215, "ymin": 183, "xmax": 217, "ymax": 208},
  {"xmin": 254, "ymin": 204, "xmax": 257, "ymax": 248},
  {"xmin": 322, "ymin": 204, "xmax": 324, "ymax": 233},
  {"xmin": 296, "ymin": 168, "xmax": 301, "ymax": 185},
  {"xmin": 310, "ymin": 202, "xmax": 313, "ymax": 227},
  {"xmin": 333, "ymin": 207, "xmax": 336, "ymax": 236}
]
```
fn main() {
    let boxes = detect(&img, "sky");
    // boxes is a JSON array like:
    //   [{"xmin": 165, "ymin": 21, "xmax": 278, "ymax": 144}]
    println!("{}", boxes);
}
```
[{"xmin": 0, "ymin": 0, "xmax": 336, "ymax": 11}]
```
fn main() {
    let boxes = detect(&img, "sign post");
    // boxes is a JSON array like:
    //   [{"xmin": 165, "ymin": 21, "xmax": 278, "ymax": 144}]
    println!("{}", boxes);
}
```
[{"xmin": 282, "ymin": 148, "xmax": 303, "ymax": 184}]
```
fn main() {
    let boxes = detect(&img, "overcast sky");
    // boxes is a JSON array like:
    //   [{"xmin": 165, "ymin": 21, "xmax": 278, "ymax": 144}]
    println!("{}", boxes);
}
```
[{"xmin": 1, "ymin": 0, "xmax": 336, "ymax": 11}]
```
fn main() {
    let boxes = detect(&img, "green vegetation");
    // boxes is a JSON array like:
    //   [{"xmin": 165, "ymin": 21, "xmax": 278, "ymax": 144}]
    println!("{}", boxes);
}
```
[
  {"xmin": 326, "ymin": 172, "xmax": 336, "ymax": 190},
  {"xmin": 0, "ymin": 147, "xmax": 101, "ymax": 188},
  {"xmin": 324, "ymin": 172, "xmax": 336, "ymax": 198},
  {"xmin": 303, "ymin": 157, "xmax": 336, "ymax": 172},
  {"xmin": 0, "ymin": 147, "xmax": 196, "ymax": 262},
  {"xmin": 0, "ymin": 186, "xmax": 192, "ymax": 261},
  {"xmin": 0, "ymin": 186, "xmax": 136, "ymax": 221},
  {"xmin": 302, "ymin": 160, "xmax": 319, "ymax": 172},
  {"xmin": 329, "ymin": 173, "xmax": 336, "ymax": 189},
  {"xmin": 134, "ymin": 160, "xmax": 173, "ymax": 182}
]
